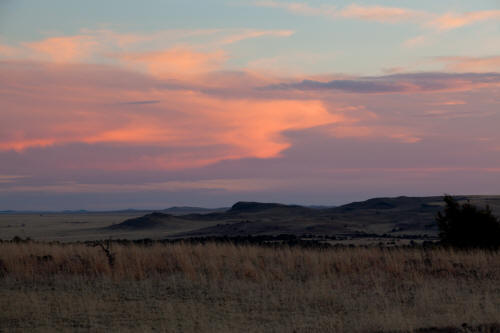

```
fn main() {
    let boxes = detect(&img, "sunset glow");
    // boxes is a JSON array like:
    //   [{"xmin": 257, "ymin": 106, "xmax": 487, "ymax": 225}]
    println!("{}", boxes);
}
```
[{"xmin": 1, "ymin": 1, "xmax": 500, "ymax": 210}]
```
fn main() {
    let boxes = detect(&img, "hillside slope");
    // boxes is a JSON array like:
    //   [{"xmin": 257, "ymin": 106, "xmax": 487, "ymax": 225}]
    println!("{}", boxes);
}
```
[{"xmin": 106, "ymin": 195, "xmax": 500, "ymax": 239}]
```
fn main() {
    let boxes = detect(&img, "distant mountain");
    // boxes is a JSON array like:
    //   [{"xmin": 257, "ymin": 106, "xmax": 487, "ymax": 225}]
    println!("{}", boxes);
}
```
[
  {"xmin": 329, "ymin": 196, "xmax": 443, "ymax": 212},
  {"xmin": 307, "ymin": 205, "xmax": 336, "ymax": 209},
  {"xmin": 229, "ymin": 202, "xmax": 294, "ymax": 212},
  {"xmin": 105, "ymin": 195, "xmax": 500, "ymax": 239}
]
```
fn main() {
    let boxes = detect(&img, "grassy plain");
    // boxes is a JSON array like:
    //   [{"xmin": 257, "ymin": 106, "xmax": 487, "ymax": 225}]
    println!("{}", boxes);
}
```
[
  {"xmin": 1, "ymin": 241, "xmax": 499, "ymax": 332},
  {"xmin": 0, "ymin": 211, "xmax": 225, "ymax": 241},
  {"xmin": 2, "ymin": 196, "xmax": 499, "ymax": 242}
]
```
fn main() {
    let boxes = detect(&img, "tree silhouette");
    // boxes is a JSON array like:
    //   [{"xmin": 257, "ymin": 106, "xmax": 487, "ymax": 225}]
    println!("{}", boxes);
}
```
[{"xmin": 436, "ymin": 195, "xmax": 500, "ymax": 249}]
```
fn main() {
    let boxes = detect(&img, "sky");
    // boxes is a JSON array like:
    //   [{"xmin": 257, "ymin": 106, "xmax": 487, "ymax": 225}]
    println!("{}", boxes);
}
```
[{"xmin": 1, "ymin": 0, "xmax": 500, "ymax": 210}]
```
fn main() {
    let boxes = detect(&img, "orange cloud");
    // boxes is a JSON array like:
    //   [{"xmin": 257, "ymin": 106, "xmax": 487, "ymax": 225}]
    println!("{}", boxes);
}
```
[
  {"xmin": 0, "ymin": 44, "xmax": 21, "ymax": 57},
  {"xmin": 24, "ymin": 36, "xmax": 98, "ymax": 63},
  {"xmin": 339, "ymin": 4, "xmax": 426, "ymax": 23},
  {"xmin": 254, "ymin": 2, "xmax": 500, "ymax": 32},
  {"xmin": 254, "ymin": 1, "xmax": 336, "ymax": 16},
  {"xmin": 1, "ymin": 28, "xmax": 293, "ymax": 68},
  {"xmin": 436, "ymin": 56, "xmax": 500, "ymax": 73},
  {"xmin": 430, "ymin": 100, "xmax": 466, "ymax": 106},
  {"xmin": 219, "ymin": 29, "xmax": 294, "ymax": 45},
  {"xmin": 428, "ymin": 10, "xmax": 500, "ymax": 30},
  {"xmin": 0, "ymin": 61, "xmax": 345, "ymax": 169},
  {"xmin": 403, "ymin": 35, "xmax": 428, "ymax": 48},
  {"xmin": 254, "ymin": 2, "xmax": 426, "ymax": 23},
  {"xmin": 120, "ymin": 47, "xmax": 228, "ymax": 78},
  {"xmin": 0, "ymin": 138, "xmax": 56, "ymax": 151}
]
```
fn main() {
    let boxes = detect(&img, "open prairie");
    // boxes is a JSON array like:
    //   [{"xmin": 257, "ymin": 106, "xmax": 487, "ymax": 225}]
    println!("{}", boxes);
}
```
[
  {"xmin": 2, "ymin": 196, "xmax": 500, "ymax": 244},
  {"xmin": 1, "ymin": 241, "xmax": 499, "ymax": 332},
  {"xmin": 4, "ymin": 1, "xmax": 500, "ymax": 332}
]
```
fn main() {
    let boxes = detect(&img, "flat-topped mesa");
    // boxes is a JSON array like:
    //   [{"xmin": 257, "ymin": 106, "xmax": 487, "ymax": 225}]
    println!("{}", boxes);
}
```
[{"xmin": 229, "ymin": 202, "xmax": 289, "ymax": 213}]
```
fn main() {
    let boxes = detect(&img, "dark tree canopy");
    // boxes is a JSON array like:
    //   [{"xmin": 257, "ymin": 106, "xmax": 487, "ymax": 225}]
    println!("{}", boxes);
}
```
[{"xmin": 436, "ymin": 195, "xmax": 500, "ymax": 249}]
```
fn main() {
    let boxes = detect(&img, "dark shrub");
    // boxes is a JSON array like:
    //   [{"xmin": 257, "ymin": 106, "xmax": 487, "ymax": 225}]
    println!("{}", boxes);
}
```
[{"xmin": 436, "ymin": 195, "xmax": 500, "ymax": 249}]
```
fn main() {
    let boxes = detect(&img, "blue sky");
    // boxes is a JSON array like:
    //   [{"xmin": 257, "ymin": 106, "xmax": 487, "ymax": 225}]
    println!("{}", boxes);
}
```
[{"xmin": 3, "ymin": 0, "xmax": 500, "ymax": 74}]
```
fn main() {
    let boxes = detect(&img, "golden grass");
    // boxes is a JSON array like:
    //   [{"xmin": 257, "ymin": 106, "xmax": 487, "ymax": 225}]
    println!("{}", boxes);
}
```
[{"xmin": 0, "ymin": 242, "xmax": 499, "ymax": 332}]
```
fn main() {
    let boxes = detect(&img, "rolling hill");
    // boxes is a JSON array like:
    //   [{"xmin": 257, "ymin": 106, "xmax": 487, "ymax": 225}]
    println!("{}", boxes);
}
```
[{"xmin": 106, "ymin": 195, "xmax": 500, "ymax": 239}]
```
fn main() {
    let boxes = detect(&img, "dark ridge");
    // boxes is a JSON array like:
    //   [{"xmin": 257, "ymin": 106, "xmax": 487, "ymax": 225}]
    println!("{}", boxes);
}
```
[
  {"xmin": 108, "ymin": 212, "xmax": 173, "ymax": 230},
  {"xmin": 229, "ymin": 201, "xmax": 300, "ymax": 212},
  {"xmin": 333, "ymin": 196, "xmax": 440, "ymax": 212},
  {"xmin": 177, "ymin": 212, "xmax": 227, "ymax": 221}
]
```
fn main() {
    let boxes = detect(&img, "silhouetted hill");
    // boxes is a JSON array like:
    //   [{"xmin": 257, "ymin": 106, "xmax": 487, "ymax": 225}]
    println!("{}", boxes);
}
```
[
  {"xmin": 330, "ymin": 196, "xmax": 443, "ymax": 212},
  {"xmin": 106, "ymin": 195, "xmax": 500, "ymax": 239},
  {"xmin": 230, "ymin": 202, "xmax": 295, "ymax": 212},
  {"xmin": 108, "ymin": 212, "xmax": 177, "ymax": 230}
]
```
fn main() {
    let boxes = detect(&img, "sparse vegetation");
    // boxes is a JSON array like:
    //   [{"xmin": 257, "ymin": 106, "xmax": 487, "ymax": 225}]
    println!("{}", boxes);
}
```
[
  {"xmin": 0, "ymin": 241, "xmax": 499, "ymax": 332},
  {"xmin": 437, "ymin": 195, "xmax": 500, "ymax": 249},
  {"xmin": 2, "ymin": 196, "xmax": 500, "ymax": 331}
]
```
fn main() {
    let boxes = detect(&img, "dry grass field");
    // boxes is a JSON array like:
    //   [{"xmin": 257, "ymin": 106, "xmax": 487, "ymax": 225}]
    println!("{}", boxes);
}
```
[{"xmin": 0, "ymin": 241, "xmax": 499, "ymax": 332}]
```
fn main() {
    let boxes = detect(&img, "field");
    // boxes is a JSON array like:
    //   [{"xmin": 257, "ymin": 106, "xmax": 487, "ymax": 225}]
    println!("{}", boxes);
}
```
[
  {"xmin": 1, "ymin": 241, "xmax": 499, "ymax": 332},
  {"xmin": 2, "ymin": 196, "xmax": 500, "ymax": 243}
]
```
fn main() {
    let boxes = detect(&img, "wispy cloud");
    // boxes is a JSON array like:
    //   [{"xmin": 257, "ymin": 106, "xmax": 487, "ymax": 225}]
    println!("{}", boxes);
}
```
[
  {"xmin": 254, "ymin": 1, "xmax": 425, "ymax": 22},
  {"xmin": 23, "ymin": 36, "xmax": 99, "ymax": 63},
  {"xmin": 434, "ymin": 56, "xmax": 500, "ymax": 73},
  {"xmin": 338, "ymin": 4, "xmax": 427, "ymax": 24},
  {"xmin": 327, "ymin": 124, "xmax": 421, "ymax": 143},
  {"xmin": 403, "ymin": 35, "xmax": 429, "ymax": 48},
  {"xmin": 119, "ymin": 47, "xmax": 228, "ymax": 77},
  {"xmin": 427, "ymin": 10, "xmax": 500, "ymax": 31},
  {"xmin": 0, "ymin": 174, "xmax": 30, "ymax": 184},
  {"xmin": 0, "ymin": 43, "xmax": 21, "ymax": 57},
  {"xmin": 0, "ymin": 61, "xmax": 344, "ymax": 168},
  {"xmin": 265, "ymin": 72, "xmax": 500, "ymax": 94},
  {"xmin": 119, "ymin": 100, "xmax": 161, "ymax": 105},
  {"xmin": 218, "ymin": 29, "xmax": 294, "ymax": 44},
  {"xmin": 3, "ymin": 178, "xmax": 286, "ymax": 193},
  {"xmin": 254, "ymin": 1, "xmax": 500, "ymax": 31},
  {"xmin": 0, "ymin": 28, "xmax": 294, "ymax": 65}
]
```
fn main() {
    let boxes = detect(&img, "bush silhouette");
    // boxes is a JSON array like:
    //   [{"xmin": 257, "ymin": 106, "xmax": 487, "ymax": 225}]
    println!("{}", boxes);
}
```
[{"xmin": 436, "ymin": 195, "xmax": 500, "ymax": 249}]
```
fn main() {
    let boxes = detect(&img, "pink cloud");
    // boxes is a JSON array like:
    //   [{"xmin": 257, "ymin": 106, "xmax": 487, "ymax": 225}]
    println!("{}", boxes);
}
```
[
  {"xmin": 1, "ymin": 28, "xmax": 294, "ymax": 67},
  {"xmin": 254, "ymin": 2, "xmax": 500, "ymax": 31},
  {"xmin": 436, "ymin": 56, "xmax": 500, "ymax": 73},
  {"xmin": 338, "ymin": 4, "xmax": 426, "ymax": 23},
  {"xmin": 2, "ymin": 26, "xmax": 500, "ymax": 175},
  {"xmin": 328, "ymin": 125, "xmax": 421, "ymax": 143},
  {"xmin": 253, "ymin": 1, "xmax": 336, "ymax": 16},
  {"xmin": 429, "ymin": 100, "xmax": 466, "ymax": 106},
  {"xmin": 403, "ymin": 35, "xmax": 429, "ymax": 48},
  {"xmin": 219, "ymin": 29, "xmax": 294, "ymax": 45},
  {"xmin": 0, "ymin": 44, "xmax": 21, "ymax": 57},
  {"xmin": 119, "ymin": 47, "xmax": 228, "ymax": 78},
  {"xmin": 0, "ymin": 61, "xmax": 345, "ymax": 170},
  {"xmin": 255, "ymin": 1, "xmax": 426, "ymax": 23},
  {"xmin": 23, "ymin": 36, "xmax": 99, "ymax": 63},
  {"xmin": 428, "ymin": 10, "xmax": 500, "ymax": 30},
  {"xmin": 3, "ymin": 57, "xmax": 498, "ymax": 168}
]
